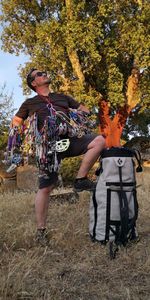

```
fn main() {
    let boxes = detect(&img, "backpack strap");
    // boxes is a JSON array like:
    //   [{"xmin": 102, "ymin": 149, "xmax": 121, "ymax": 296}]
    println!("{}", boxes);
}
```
[
  {"xmin": 132, "ymin": 149, "xmax": 143, "ymax": 173},
  {"xmin": 117, "ymin": 166, "xmax": 129, "ymax": 245}
]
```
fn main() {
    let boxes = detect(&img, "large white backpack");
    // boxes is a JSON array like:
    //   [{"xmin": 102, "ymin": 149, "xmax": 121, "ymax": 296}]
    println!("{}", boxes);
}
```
[{"xmin": 89, "ymin": 147, "xmax": 142, "ymax": 258}]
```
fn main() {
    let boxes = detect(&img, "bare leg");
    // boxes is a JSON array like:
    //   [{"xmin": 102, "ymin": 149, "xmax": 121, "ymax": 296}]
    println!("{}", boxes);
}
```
[
  {"xmin": 35, "ymin": 185, "xmax": 54, "ymax": 229},
  {"xmin": 76, "ymin": 135, "xmax": 106, "ymax": 178}
]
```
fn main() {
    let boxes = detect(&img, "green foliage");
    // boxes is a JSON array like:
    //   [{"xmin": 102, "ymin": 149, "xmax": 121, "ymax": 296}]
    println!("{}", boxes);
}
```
[
  {"xmin": 60, "ymin": 154, "xmax": 97, "ymax": 185},
  {"xmin": 139, "ymin": 67, "xmax": 150, "ymax": 108},
  {"xmin": 0, "ymin": 0, "xmax": 149, "ymax": 126},
  {"xmin": 60, "ymin": 156, "xmax": 82, "ymax": 185},
  {"xmin": 0, "ymin": 84, "xmax": 14, "ymax": 150}
]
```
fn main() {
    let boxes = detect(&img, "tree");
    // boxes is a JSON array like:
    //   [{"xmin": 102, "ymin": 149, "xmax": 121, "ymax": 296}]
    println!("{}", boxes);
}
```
[
  {"xmin": 123, "ymin": 108, "xmax": 150, "ymax": 140},
  {"xmin": 0, "ymin": 84, "xmax": 14, "ymax": 150},
  {"xmin": 0, "ymin": 0, "xmax": 149, "ymax": 146}
]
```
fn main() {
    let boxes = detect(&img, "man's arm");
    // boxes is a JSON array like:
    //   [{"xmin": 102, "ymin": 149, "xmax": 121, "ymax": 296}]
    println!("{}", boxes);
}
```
[
  {"xmin": 78, "ymin": 104, "xmax": 90, "ymax": 114},
  {"xmin": 66, "ymin": 95, "xmax": 90, "ymax": 113},
  {"xmin": 11, "ymin": 116, "xmax": 24, "ymax": 128}
]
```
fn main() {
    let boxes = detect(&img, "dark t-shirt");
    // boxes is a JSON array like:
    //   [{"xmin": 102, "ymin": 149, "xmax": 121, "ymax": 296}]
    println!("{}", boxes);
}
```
[{"xmin": 16, "ymin": 92, "xmax": 80, "ymax": 130}]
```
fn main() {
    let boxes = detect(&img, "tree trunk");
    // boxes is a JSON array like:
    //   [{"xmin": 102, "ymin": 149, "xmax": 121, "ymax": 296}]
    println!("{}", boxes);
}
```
[
  {"xmin": 99, "ymin": 101, "xmax": 130, "ymax": 148},
  {"xmin": 65, "ymin": 0, "xmax": 85, "ymax": 85},
  {"xmin": 98, "ymin": 69, "xmax": 140, "ymax": 148}
]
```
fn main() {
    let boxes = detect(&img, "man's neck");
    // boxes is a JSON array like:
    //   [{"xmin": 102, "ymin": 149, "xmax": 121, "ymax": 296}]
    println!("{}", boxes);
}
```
[{"xmin": 36, "ymin": 86, "xmax": 51, "ymax": 96}]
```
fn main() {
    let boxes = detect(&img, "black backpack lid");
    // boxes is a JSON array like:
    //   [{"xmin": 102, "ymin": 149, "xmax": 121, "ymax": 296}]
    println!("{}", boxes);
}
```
[{"xmin": 101, "ymin": 147, "xmax": 134, "ymax": 158}]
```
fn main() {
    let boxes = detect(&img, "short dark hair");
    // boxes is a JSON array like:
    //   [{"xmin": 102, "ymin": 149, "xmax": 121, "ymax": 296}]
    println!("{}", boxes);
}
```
[{"xmin": 26, "ymin": 68, "xmax": 37, "ymax": 91}]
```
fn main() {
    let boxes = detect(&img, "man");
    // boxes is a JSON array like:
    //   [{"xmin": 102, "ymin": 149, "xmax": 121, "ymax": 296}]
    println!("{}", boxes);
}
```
[{"xmin": 11, "ymin": 68, "xmax": 106, "ymax": 245}]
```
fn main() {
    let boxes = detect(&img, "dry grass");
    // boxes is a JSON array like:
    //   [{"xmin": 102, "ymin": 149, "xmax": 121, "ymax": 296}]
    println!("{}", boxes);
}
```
[{"xmin": 0, "ymin": 168, "xmax": 150, "ymax": 300}]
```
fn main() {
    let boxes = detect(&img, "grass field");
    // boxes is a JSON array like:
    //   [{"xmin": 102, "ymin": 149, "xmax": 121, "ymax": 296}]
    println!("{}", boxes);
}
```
[{"xmin": 0, "ymin": 168, "xmax": 149, "ymax": 300}]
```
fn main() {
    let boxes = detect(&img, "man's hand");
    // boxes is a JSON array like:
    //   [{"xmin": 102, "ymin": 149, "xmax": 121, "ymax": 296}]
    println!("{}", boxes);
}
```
[
  {"xmin": 78, "ymin": 104, "xmax": 90, "ymax": 114},
  {"xmin": 11, "ymin": 116, "xmax": 23, "ymax": 128}
]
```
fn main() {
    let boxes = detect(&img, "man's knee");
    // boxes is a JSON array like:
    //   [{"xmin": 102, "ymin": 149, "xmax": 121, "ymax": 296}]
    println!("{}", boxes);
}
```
[
  {"xmin": 100, "ymin": 135, "xmax": 106, "ymax": 148},
  {"xmin": 88, "ymin": 135, "xmax": 106, "ymax": 149}
]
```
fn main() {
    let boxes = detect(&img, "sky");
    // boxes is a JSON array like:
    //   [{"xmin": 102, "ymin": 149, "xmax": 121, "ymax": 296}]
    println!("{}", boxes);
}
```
[
  {"xmin": 0, "ymin": 22, "xmax": 35, "ymax": 113},
  {"xmin": 0, "ymin": 49, "xmax": 35, "ymax": 113}
]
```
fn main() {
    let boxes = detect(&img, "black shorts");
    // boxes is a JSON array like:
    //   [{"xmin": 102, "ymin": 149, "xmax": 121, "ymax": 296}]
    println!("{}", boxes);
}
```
[{"xmin": 38, "ymin": 133, "xmax": 98, "ymax": 189}]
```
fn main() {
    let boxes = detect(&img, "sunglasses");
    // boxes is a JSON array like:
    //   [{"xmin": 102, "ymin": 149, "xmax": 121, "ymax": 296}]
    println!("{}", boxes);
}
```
[{"xmin": 31, "ymin": 71, "xmax": 47, "ymax": 81}]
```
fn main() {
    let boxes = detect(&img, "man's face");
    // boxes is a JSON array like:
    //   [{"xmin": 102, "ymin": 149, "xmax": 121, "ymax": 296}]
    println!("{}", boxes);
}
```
[{"xmin": 31, "ymin": 70, "xmax": 51, "ymax": 89}]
